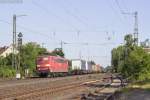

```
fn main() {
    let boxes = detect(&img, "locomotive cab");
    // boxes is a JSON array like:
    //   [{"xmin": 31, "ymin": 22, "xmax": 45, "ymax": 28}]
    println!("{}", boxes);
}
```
[{"xmin": 36, "ymin": 56, "xmax": 68, "ymax": 77}]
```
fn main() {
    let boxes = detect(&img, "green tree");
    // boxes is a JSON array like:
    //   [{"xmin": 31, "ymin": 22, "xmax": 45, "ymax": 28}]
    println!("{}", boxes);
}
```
[
  {"xmin": 122, "ymin": 47, "xmax": 146, "ymax": 79},
  {"xmin": 0, "ymin": 42, "xmax": 47, "ymax": 78},
  {"xmin": 20, "ymin": 42, "xmax": 46, "ymax": 75},
  {"xmin": 105, "ymin": 65, "xmax": 113, "ymax": 73},
  {"xmin": 124, "ymin": 34, "xmax": 134, "ymax": 46},
  {"xmin": 111, "ymin": 48, "xmax": 119, "ymax": 72},
  {"xmin": 111, "ymin": 34, "xmax": 150, "ymax": 81},
  {"xmin": 111, "ymin": 46, "xmax": 124, "ymax": 72},
  {"xmin": 0, "ymin": 55, "xmax": 16, "ymax": 78}
]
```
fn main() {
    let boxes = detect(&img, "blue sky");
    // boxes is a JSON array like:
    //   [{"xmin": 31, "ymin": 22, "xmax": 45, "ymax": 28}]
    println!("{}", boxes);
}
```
[{"xmin": 0, "ymin": 0, "xmax": 150, "ymax": 67}]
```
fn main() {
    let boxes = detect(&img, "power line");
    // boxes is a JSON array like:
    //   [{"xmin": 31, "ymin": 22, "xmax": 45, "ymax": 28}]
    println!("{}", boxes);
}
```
[
  {"xmin": 58, "ymin": 0, "xmax": 104, "ymax": 32},
  {"xmin": 114, "ymin": 0, "xmax": 130, "ymax": 20},
  {"xmin": 22, "ymin": 0, "xmax": 114, "ymax": 40},
  {"xmin": 0, "ymin": 19, "xmax": 114, "ymax": 44},
  {"xmin": 121, "ymin": 0, "xmax": 129, "ymax": 12},
  {"xmin": 56, "ymin": 1, "xmax": 89, "ymax": 27},
  {"xmin": 33, "ymin": 0, "xmax": 108, "ymax": 33},
  {"xmin": 61, "ymin": 41, "xmax": 116, "ymax": 46},
  {"xmin": 62, "ymin": 0, "xmax": 89, "ymax": 21},
  {"xmin": 106, "ymin": 0, "xmax": 126, "ymax": 26},
  {"xmin": 32, "ymin": 0, "xmax": 78, "ymax": 31},
  {"xmin": 0, "ymin": 19, "xmax": 112, "ymax": 43},
  {"xmin": 114, "ymin": 0, "xmax": 125, "ymax": 13},
  {"xmin": 0, "ymin": 19, "xmax": 51, "ymax": 39}
]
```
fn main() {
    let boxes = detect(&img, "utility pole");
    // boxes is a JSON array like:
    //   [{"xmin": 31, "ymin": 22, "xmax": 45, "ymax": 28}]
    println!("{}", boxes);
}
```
[
  {"xmin": 79, "ymin": 50, "xmax": 82, "ymax": 59},
  {"xmin": 60, "ymin": 40, "xmax": 63, "ymax": 51},
  {"xmin": 77, "ymin": 30, "xmax": 80, "ymax": 38},
  {"xmin": 12, "ymin": 14, "xmax": 17, "ymax": 69},
  {"xmin": 87, "ymin": 43, "xmax": 89, "ymax": 61},
  {"xmin": 122, "ymin": 11, "xmax": 139, "ymax": 45},
  {"xmin": 42, "ymin": 43, "xmax": 45, "ymax": 48},
  {"xmin": 12, "ymin": 14, "xmax": 26, "ymax": 79},
  {"xmin": 134, "ymin": 11, "xmax": 138, "ymax": 45}
]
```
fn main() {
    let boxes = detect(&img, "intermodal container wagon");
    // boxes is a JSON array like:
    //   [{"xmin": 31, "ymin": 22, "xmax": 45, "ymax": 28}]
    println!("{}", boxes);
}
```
[
  {"xmin": 86, "ymin": 61, "xmax": 92, "ymax": 71},
  {"xmin": 92, "ymin": 64, "xmax": 101, "ymax": 72},
  {"xmin": 71, "ymin": 59, "xmax": 86, "ymax": 70}
]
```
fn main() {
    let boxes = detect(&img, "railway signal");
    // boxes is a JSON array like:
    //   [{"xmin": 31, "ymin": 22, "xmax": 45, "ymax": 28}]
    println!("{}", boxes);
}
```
[
  {"xmin": 17, "ymin": 32, "xmax": 23, "ymax": 79},
  {"xmin": 12, "ymin": 14, "xmax": 26, "ymax": 79}
]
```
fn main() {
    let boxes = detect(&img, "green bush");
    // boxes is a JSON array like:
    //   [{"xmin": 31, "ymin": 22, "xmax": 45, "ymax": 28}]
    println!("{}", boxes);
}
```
[{"xmin": 0, "ymin": 66, "xmax": 16, "ymax": 78}]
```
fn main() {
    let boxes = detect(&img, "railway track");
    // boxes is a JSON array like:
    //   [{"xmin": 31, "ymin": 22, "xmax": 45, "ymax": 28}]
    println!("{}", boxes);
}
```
[
  {"xmin": 1, "ymin": 80, "xmax": 102, "ymax": 100},
  {"xmin": 0, "ymin": 73, "xmax": 105, "ymax": 87},
  {"xmin": 0, "ymin": 73, "xmax": 109, "ymax": 100}
]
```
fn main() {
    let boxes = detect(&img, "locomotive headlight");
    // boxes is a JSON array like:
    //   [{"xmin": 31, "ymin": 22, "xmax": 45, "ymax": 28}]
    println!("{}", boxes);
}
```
[
  {"xmin": 45, "ymin": 64, "xmax": 50, "ymax": 66},
  {"xmin": 43, "ymin": 57, "xmax": 48, "ymax": 60}
]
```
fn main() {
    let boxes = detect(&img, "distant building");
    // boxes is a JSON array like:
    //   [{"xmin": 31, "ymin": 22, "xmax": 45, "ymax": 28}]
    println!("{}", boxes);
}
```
[
  {"xmin": 0, "ymin": 45, "xmax": 18, "ymax": 57},
  {"xmin": 143, "ymin": 48, "xmax": 150, "ymax": 54},
  {"xmin": 141, "ymin": 39, "xmax": 150, "ymax": 48}
]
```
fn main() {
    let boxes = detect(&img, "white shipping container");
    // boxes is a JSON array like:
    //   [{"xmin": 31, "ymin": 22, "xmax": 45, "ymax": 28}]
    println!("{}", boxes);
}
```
[
  {"xmin": 92, "ymin": 65, "xmax": 101, "ymax": 72},
  {"xmin": 86, "ymin": 61, "xmax": 92, "ymax": 71},
  {"xmin": 71, "ymin": 59, "xmax": 86, "ymax": 70}
]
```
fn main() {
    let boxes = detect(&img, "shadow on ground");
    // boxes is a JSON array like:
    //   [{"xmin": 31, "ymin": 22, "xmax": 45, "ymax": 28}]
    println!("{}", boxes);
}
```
[{"xmin": 114, "ymin": 88, "xmax": 150, "ymax": 100}]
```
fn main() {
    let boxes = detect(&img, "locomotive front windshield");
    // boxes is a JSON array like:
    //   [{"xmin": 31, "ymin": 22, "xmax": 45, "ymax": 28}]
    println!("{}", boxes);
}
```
[
  {"xmin": 54, "ymin": 58, "xmax": 67, "ymax": 63},
  {"xmin": 37, "ymin": 57, "xmax": 49, "ymax": 64}
]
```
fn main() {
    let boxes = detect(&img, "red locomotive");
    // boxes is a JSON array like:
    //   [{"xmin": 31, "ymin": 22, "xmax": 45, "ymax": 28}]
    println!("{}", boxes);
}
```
[{"xmin": 36, "ymin": 56, "xmax": 68, "ymax": 77}]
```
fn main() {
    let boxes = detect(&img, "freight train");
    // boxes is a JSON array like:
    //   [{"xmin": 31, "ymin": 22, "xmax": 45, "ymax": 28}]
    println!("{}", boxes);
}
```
[{"xmin": 36, "ymin": 56, "xmax": 101, "ymax": 77}]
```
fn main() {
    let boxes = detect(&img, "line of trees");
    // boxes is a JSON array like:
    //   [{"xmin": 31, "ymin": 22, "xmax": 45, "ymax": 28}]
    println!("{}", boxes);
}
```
[
  {"xmin": 0, "ymin": 42, "xmax": 65, "ymax": 78},
  {"xmin": 111, "ymin": 34, "xmax": 150, "ymax": 81}
]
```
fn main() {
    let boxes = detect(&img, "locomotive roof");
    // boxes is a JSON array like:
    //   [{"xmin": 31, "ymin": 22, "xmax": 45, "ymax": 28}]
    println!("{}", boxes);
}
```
[
  {"xmin": 71, "ymin": 59, "xmax": 86, "ymax": 61},
  {"xmin": 37, "ymin": 55, "xmax": 67, "ymax": 60}
]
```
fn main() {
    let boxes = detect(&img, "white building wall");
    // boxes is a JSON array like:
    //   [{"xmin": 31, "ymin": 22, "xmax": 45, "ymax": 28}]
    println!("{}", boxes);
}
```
[{"xmin": 0, "ymin": 45, "xmax": 18, "ymax": 57}]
